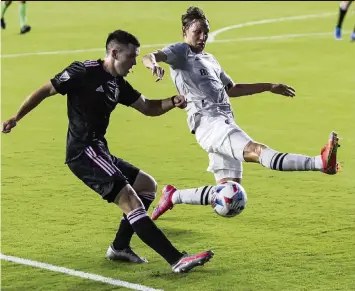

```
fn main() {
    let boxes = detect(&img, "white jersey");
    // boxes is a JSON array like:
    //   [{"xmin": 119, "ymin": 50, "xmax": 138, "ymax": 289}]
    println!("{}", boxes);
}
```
[{"xmin": 161, "ymin": 42, "xmax": 235, "ymax": 133}]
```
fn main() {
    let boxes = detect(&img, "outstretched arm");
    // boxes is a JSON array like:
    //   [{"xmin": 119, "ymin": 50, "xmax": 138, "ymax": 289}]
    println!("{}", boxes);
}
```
[
  {"xmin": 142, "ymin": 43, "xmax": 189, "ymax": 82},
  {"xmin": 142, "ymin": 50, "xmax": 167, "ymax": 82},
  {"xmin": 2, "ymin": 82, "xmax": 57, "ymax": 133},
  {"xmin": 227, "ymin": 83, "xmax": 296, "ymax": 98},
  {"xmin": 130, "ymin": 94, "xmax": 186, "ymax": 117}
]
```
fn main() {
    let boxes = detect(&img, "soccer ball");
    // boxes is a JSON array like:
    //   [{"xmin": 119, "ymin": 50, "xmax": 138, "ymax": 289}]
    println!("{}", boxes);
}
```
[{"xmin": 211, "ymin": 181, "xmax": 248, "ymax": 218}]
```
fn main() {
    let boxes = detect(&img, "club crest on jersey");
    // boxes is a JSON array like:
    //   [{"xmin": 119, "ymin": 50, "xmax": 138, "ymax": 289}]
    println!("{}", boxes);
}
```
[
  {"xmin": 59, "ymin": 71, "xmax": 70, "ymax": 82},
  {"xmin": 106, "ymin": 80, "xmax": 120, "ymax": 102}
]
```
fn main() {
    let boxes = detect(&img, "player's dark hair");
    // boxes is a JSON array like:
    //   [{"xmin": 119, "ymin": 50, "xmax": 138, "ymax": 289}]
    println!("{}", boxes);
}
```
[
  {"xmin": 181, "ymin": 6, "xmax": 208, "ymax": 33},
  {"xmin": 105, "ymin": 30, "xmax": 140, "ymax": 53}
]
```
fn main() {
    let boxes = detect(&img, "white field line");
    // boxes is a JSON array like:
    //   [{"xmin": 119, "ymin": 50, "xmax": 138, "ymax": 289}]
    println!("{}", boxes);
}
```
[
  {"xmin": 1, "ymin": 43, "xmax": 171, "ymax": 59},
  {"xmin": 208, "ymin": 12, "xmax": 336, "ymax": 42},
  {"xmin": 0, "ymin": 12, "xmax": 337, "ymax": 59},
  {"xmin": 1, "ymin": 254, "xmax": 164, "ymax": 291},
  {"xmin": 212, "ymin": 31, "xmax": 346, "ymax": 43}
]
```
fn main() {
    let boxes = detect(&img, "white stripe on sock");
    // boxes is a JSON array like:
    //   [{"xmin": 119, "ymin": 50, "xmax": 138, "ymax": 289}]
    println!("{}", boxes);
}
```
[
  {"xmin": 127, "ymin": 207, "xmax": 148, "ymax": 224},
  {"xmin": 129, "ymin": 213, "xmax": 148, "ymax": 224}
]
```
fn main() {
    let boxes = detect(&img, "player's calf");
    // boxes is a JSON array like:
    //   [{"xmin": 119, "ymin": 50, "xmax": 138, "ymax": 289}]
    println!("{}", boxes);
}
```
[
  {"xmin": 335, "ymin": 1, "xmax": 353, "ymax": 39},
  {"xmin": 115, "ymin": 185, "xmax": 204, "ymax": 269},
  {"xmin": 110, "ymin": 172, "xmax": 158, "ymax": 257},
  {"xmin": 258, "ymin": 146, "xmax": 320, "ymax": 171},
  {"xmin": 244, "ymin": 132, "xmax": 340, "ymax": 174},
  {"xmin": 113, "ymin": 170, "xmax": 157, "ymax": 242}
]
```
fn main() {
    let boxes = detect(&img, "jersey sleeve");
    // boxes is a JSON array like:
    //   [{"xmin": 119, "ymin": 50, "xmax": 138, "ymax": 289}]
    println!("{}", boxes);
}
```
[
  {"xmin": 220, "ymin": 70, "xmax": 234, "ymax": 91},
  {"xmin": 211, "ymin": 55, "xmax": 234, "ymax": 91},
  {"xmin": 50, "ymin": 61, "xmax": 86, "ymax": 95},
  {"xmin": 118, "ymin": 79, "xmax": 142, "ymax": 106},
  {"xmin": 161, "ymin": 42, "xmax": 189, "ymax": 67}
]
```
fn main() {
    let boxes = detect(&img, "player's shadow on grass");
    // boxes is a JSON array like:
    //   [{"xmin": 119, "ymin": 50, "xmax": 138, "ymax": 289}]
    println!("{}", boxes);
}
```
[
  {"xmin": 156, "ymin": 226, "xmax": 198, "ymax": 239},
  {"xmin": 150, "ymin": 266, "xmax": 215, "ymax": 279}
]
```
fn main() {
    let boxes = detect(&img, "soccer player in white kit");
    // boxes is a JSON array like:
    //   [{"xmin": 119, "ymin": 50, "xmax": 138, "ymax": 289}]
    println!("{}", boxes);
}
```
[{"xmin": 142, "ymin": 7, "xmax": 340, "ymax": 220}]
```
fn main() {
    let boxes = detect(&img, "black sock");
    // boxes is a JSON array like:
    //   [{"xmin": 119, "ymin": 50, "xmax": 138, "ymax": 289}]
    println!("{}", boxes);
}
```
[
  {"xmin": 336, "ymin": 7, "xmax": 348, "ymax": 28},
  {"xmin": 112, "ymin": 197, "xmax": 154, "ymax": 250},
  {"xmin": 127, "ymin": 207, "xmax": 183, "ymax": 265}
]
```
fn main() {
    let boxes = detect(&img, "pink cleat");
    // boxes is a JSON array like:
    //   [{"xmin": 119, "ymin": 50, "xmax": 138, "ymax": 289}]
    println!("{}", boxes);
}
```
[
  {"xmin": 172, "ymin": 250, "xmax": 214, "ymax": 273},
  {"xmin": 151, "ymin": 185, "xmax": 176, "ymax": 220},
  {"xmin": 321, "ymin": 131, "xmax": 340, "ymax": 175}
]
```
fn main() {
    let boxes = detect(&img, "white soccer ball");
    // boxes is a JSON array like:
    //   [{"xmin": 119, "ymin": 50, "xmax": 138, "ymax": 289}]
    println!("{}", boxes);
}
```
[{"xmin": 212, "ymin": 181, "xmax": 248, "ymax": 218}]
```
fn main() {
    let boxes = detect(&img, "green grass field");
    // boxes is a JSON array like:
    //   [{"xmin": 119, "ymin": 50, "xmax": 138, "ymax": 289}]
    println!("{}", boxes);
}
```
[{"xmin": 1, "ymin": 1, "xmax": 355, "ymax": 290}]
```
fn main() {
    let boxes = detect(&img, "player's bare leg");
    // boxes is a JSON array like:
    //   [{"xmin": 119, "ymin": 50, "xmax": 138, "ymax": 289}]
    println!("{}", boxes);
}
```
[
  {"xmin": 335, "ymin": 1, "xmax": 353, "ymax": 39},
  {"xmin": 151, "ymin": 176, "xmax": 242, "ymax": 221},
  {"xmin": 114, "ymin": 184, "xmax": 213, "ymax": 272},
  {"xmin": 243, "ymin": 131, "xmax": 340, "ymax": 174},
  {"xmin": 151, "ymin": 130, "xmax": 341, "ymax": 222},
  {"xmin": 19, "ymin": 1, "xmax": 31, "ymax": 34},
  {"xmin": 1, "ymin": 1, "xmax": 12, "ymax": 29},
  {"xmin": 351, "ymin": 23, "xmax": 355, "ymax": 41},
  {"xmin": 109, "ymin": 171, "xmax": 157, "ymax": 263}
]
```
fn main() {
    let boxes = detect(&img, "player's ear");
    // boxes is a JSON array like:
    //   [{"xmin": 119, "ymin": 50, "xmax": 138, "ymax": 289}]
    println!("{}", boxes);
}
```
[{"xmin": 111, "ymin": 49, "xmax": 119, "ymax": 60}]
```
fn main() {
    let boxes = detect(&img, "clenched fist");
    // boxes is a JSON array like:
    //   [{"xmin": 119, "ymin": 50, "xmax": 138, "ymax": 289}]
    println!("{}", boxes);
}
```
[
  {"xmin": 2, "ymin": 117, "xmax": 17, "ymax": 133},
  {"xmin": 172, "ymin": 95, "xmax": 187, "ymax": 109}
]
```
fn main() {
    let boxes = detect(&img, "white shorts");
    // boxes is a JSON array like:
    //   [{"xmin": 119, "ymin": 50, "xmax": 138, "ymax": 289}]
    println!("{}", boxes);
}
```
[{"xmin": 195, "ymin": 116, "xmax": 254, "ymax": 181}]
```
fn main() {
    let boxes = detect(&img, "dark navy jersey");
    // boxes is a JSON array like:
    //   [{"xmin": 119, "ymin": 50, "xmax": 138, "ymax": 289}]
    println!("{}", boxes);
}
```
[{"xmin": 50, "ymin": 59, "xmax": 141, "ymax": 163}]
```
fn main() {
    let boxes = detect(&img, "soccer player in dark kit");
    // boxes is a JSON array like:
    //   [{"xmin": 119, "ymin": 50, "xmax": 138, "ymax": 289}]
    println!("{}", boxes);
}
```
[{"xmin": 2, "ymin": 29, "xmax": 214, "ymax": 273}]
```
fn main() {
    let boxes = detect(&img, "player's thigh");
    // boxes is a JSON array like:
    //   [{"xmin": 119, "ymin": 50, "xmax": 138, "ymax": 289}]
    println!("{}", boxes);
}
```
[
  {"xmin": 196, "ymin": 116, "xmax": 235, "ymax": 153},
  {"xmin": 218, "ymin": 129, "xmax": 254, "ymax": 162},
  {"xmin": 111, "ymin": 156, "xmax": 140, "ymax": 185},
  {"xmin": 111, "ymin": 156, "xmax": 157, "ymax": 194},
  {"xmin": 207, "ymin": 152, "xmax": 243, "ymax": 183},
  {"xmin": 67, "ymin": 152, "xmax": 129, "ymax": 203}
]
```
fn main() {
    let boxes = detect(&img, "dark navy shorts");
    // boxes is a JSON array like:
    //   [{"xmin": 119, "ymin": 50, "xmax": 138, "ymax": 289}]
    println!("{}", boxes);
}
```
[{"xmin": 67, "ymin": 144, "xmax": 140, "ymax": 203}]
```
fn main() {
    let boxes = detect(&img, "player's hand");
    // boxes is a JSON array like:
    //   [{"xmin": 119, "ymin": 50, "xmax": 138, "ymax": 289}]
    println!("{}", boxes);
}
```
[
  {"xmin": 172, "ymin": 95, "xmax": 187, "ymax": 109},
  {"xmin": 2, "ymin": 117, "xmax": 17, "ymax": 134},
  {"xmin": 151, "ymin": 65, "xmax": 165, "ymax": 82},
  {"xmin": 270, "ymin": 83, "xmax": 296, "ymax": 98}
]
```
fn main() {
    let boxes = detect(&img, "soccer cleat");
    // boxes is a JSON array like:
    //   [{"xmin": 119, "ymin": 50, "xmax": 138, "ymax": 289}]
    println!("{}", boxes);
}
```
[
  {"xmin": 351, "ymin": 32, "xmax": 355, "ymax": 41},
  {"xmin": 106, "ymin": 245, "xmax": 148, "ymax": 263},
  {"xmin": 321, "ymin": 131, "xmax": 340, "ymax": 175},
  {"xmin": 20, "ymin": 25, "xmax": 31, "ymax": 34},
  {"xmin": 1, "ymin": 18, "xmax": 5, "ymax": 29},
  {"xmin": 151, "ymin": 185, "xmax": 176, "ymax": 220},
  {"xmin": 172, "ymin": 250, "xmax": 214, "ymax": 273},
  {"xmin": 334, "ymin": 27, "xmax": 342, "ymax": 40}
]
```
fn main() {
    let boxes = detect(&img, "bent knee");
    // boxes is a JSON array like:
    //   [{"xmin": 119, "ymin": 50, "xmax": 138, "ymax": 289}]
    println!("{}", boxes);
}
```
[
  {"xmin": 133, "ymin": 171, "xmax": 157, "ymax": 194},
  {"xmin": 243, "ymin": 141, "xmax": 267, "ymax": 162},
  {"xmin": 114, "ymin": 184, "xmax": 144, "ymax": 214}
]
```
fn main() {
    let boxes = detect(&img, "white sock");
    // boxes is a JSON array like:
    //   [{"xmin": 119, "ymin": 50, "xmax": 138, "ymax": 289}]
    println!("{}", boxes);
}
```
[
  {"xmin": 172, "ymin": 186, "xmax": 215, "ymax": 205},
  {"xmin": 340, "ymin": 1, "xmax": 349, "ymax": 11},
  {"xmin": 259, "ymin": 148, "xmax": 323, "ymax": 171}
]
